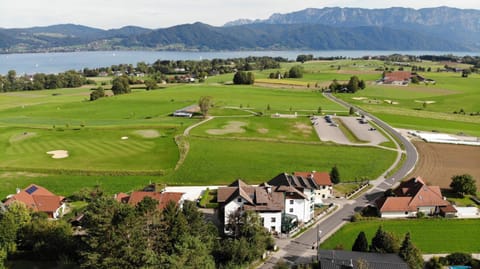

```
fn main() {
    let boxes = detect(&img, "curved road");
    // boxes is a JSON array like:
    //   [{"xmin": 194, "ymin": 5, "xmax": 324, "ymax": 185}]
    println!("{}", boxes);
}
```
[{"xmin": 258, "ymin": 93, "xmax": 418, "ymax": 268}]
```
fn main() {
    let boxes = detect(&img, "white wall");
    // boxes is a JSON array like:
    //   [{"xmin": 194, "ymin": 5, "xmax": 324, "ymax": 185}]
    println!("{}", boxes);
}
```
[
  {"xmin": 259, "ymin": 212, "xmax": 282, "ymax": 233},
  {"xmin": 314, "ymin": 185, "xmax": 332, "ymax": 204},
  {"xmin": 381, "ymin": 211, "xmax": 416, "ymax": 218},
  {"xmin": 224, "ymin": 196, "xmax": 244, "ymax": 233}
]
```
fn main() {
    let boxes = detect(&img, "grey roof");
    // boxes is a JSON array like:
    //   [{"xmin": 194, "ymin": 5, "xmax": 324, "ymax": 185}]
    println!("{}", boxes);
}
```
[
  {"xmin": 317, "ymin": 250, "xmax": 409, "ymax": 269},
  {"xmin": 268, "ymin": 172, "xmax": 320, "ymax": 190}
]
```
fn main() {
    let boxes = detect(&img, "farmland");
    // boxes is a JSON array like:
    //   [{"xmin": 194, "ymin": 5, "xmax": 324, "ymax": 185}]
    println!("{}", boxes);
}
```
[{"xmin": 320, "ymin": 219, "xmax": 480, "ymax": 253}]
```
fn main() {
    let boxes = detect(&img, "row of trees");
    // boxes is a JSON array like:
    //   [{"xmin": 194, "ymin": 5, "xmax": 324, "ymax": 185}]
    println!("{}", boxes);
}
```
[
  {"xmin": 329, "ymin": 76, "xmax": 366, "ymax": 93},
  {"xmin": 268, "ymin": 65, "xmax": 305, "ymax": 80},
  {"xmin": 1, "ymin": 192, "xmax": 274, "ymax": 269},
  {"xmin": 0, "ymin": 70, "xmax": 87, "ymax": 92},
  {"xmin": 352, "ymin": 226, "xmax": 423, "ymax": 269}
]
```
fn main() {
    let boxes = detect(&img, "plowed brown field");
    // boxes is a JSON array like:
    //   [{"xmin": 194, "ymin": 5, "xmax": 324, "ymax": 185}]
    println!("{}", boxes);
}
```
[{"xmin": 410, "ymin": 141, "xmax": 480, "ymax": 190}]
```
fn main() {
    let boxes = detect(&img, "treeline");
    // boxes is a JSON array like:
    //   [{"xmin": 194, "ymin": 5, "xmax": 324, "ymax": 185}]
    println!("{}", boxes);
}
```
[
  {"xmin": 328, "ymin": 76, "xmax": 366, "ymax": 93},
  {"xmin": 84, "ymin": 56, "xmax": 285, "ymax": 78},
  {"xmin": 0, "ymin": 70, "xmax": 88, "ymax": 92},
  {"xmin": 0, "ymin": 193, "xmax": 274, "ymax": 269}
]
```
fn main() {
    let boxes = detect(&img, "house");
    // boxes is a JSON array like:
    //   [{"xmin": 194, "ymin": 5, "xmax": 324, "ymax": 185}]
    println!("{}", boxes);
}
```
[
  {"xmin": 115, "ymin": 191, "xmax": 185, "ymax": 211},
  {"xmin": 217, "ymin": 180, "xmax": 284, "ymax": 234},
  {"xmin": 3, "ymin": 184, "xmax": 66, "ymax": 219},
  {"xmin": 317, "ymin": 249, "xmax": 409, "ymax": 269},
  {"xmin": 376, "ymin": 177, "xmax": 456, "ymax": 218},
  {"xmin": 294, "ymin": 171, "xmax": 333, "ymax": 204},
  {"xmin": 268, "ymin": 173, "xmax": 317, "ymax": 224}
]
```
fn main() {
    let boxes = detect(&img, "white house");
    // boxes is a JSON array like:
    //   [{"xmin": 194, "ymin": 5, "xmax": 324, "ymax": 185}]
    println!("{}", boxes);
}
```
[
  {"xmin": 268, "ymin": 173, "xmax": 316, "ymax": 224},
  {"xmin": 217, "ymin": 180, "xmax": 284, "ymax": 234},
  {"xmin": 294, "ymin": 171, "xmax": 333, "ymax": 204}
]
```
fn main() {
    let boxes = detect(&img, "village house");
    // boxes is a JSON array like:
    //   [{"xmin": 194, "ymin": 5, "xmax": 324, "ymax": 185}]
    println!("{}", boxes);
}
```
[
  {"xmin": 317, "ymin": 249, "xmax": 409, "ymax": 269},
  {"xmin": 3, "ymin": 184, "xmax": 66, "ymax": 219},
  {"xmin": 115, "ymin": 190, "xmax": 185, "ymax": 211},
  {"xmin": 293, "ymin": 171, "xmax": 333, "ymax": 204},
  {"xmin": 376, "ymin": 177, "xmax": 456, "ymax": 218},
  {"xmin": 217, "ymin": 180, "xmax": 284, "ymax": 234}
]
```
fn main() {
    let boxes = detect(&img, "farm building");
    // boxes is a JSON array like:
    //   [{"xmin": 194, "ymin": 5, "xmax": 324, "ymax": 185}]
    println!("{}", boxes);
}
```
[
  {"xmin": 378, "ymin": 71, "xmax": 434, "ymax": 85},
  {"xmin": 172, "ymin": 104, "xmax": 200, "ymax": 118},
  {"xmin": 3, "ymin": 184, "xmax": 66, "ymax": 219},
  {"xmin": 376, "ymin": 177, "xmax": 456, "ymax": 218}
]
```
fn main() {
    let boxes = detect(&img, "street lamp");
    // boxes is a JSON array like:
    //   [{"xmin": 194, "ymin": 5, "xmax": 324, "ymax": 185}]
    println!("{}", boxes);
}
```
[{"xmin": 316, "ymin": 226, "xmax": 322, "ymax": 261}]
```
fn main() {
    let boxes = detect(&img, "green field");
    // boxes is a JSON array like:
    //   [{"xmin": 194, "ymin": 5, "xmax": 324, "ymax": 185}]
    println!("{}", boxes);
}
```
[
  {"xmin": 1, "ymin": 58, "xmax": 475, "ymax": 198},
  {"xmin": 333, "ymin": 71, "xmax": 480, "ymax": 136},
  {"xmin": 320, "ymin": 219, "xmax": 480, "ymax": 253},
  {"xmin": 0, "ymin": 79, "xmax": 395, "ymax": 197},
  {"xmin": 165, "ymin": 137, "xmax": 396, "ymax": 185}
]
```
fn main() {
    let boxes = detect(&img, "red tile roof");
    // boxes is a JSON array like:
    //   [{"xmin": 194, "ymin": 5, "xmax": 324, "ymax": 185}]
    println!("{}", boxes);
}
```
[
  {"xmin": 3, "ymin": 184, "xmax": 64, "ymax": 215},
  {"xmin": 294, "ymin": 171, "xmax": 332, "ymax": 186},
  {"xmin": 383, "ymin": 71, "xmax": 413, "ymax": 83},
  {"xmin": 119, "ymin": 191, "xmax": 184, "ymax": 211},
  {"xmin": 377, "ymin": 177, "xmax": 452, "ymax": 213}
]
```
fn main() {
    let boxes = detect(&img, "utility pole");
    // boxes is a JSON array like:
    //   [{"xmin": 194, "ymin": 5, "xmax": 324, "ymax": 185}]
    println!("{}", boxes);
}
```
[{"xmin": 316, "ymin": 226, "xmax": 322, "ymax": 261}]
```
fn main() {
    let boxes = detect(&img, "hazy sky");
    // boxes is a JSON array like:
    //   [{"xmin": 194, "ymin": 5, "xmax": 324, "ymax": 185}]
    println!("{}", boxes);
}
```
[{"xmin": 1, "ymin": 0, "xmax": 479, "ymax": 29}]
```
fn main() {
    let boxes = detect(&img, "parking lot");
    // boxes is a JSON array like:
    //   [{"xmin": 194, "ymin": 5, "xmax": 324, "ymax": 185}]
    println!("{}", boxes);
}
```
[{"xmin": 311, "ymin": 115, "xmax": 388, "ymax": 145}]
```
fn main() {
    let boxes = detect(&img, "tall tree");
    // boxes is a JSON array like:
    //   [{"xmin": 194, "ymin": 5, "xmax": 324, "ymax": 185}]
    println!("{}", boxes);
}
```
[
  {"xmin": 370, "ymin": 226, "xmax": 399, "ymax": 253},
  {"xmin": 330, "ymin": 165, "xmax": 341, "ymax": 184},
  {"xmin": 198, "ymin": 96, "xmax": 213, "ymax": 118},
  {"xmin": 450, "ymin": 174, "xmax": 477, "ymax": 196},
  {"xmin": 288, "ymin": 65, "xmax": 304, "ymax": 78},
  {"xmin": 111, "ymin": 75, "xmax": 130, "ymax": 95},
  {"xmin": 352, "ymin": 231, "xmax": 368, "ymax": 252},
  {"xmin": 399, "ymin": 232, "xmax": 423, "ymax": 269}
]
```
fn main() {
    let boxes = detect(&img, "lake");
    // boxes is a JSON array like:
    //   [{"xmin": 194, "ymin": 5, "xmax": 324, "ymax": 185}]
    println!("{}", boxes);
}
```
[{"xmin": 1, "ymin": 50, "xmax": 478, "ymax": 75}]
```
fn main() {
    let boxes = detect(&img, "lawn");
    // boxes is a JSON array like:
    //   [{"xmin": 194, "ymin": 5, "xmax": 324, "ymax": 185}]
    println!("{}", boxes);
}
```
[
  {"xmin": 163, "ymin": 137, "xmax": 396, "ymax": 185},
  {"xmin": 320, "ymin": 219, "xmax": 480, "ymax": 253},
  {"xmin": 191, "ymin": 116, "xmax": 319, "ymax": 142},
  {"xmin": 0, "ymin": 171, "xmax": 157, "ymax": 198},
  {"xmin": 0, "ymin": 126, "xmax": 179, "ymax": 172}
]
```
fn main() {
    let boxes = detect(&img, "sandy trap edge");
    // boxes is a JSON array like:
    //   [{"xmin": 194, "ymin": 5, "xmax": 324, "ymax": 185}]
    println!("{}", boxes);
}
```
[{"xmin": 46, "ymin": 150, "xmax": 69, "ymax": 159}]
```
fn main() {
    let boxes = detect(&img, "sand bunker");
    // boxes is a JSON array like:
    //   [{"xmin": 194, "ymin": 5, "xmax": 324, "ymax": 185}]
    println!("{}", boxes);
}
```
[
  {"xmin": 46, "ymin": 150, "xmax": 69, "ymax": 159},
  {"xmin": 257, "ymin": 128, "xmax": 269, "ymax": 134},
  {"xmin": 352, "ymin": 97, "xmax": 367, "ymax": 100},
  {"xmin": 384, "ymin": 100, "xmax": 399, "ymax": 105},
  {"xmin": 415, "ymin": 100, "xmax": 436, "ymax": 104},
  {"xmin": 133, "ymin": 129, "xmax": 160, "ymax": 138},
  {"xmin": 10, "ymin": 132, "xmax": 37, "ymax": 143},
  {"xmin": 206, "ymin": 121, "xmax": 247, "ymax": 135},
  {"xmin": 294, "ymin": 122, "xmax": 312, "ymax": 135}
]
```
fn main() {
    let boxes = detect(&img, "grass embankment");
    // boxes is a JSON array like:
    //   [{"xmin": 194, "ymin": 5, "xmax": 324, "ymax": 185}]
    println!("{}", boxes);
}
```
[{"xmin": 320, "ymin": 219, "xmax": 480, "ymax": 253}]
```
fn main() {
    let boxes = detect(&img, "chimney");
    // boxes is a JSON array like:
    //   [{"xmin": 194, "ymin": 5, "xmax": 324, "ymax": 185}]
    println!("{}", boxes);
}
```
[{"xmin": 16, "ymin": 188, "xmax": 21, "ymax": 194}]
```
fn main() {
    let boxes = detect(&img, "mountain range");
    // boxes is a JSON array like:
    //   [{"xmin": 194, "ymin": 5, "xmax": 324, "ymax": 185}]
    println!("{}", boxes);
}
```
[{"xmin": 1, "ymin": 6, "xmax": 479, "ymax": 53}]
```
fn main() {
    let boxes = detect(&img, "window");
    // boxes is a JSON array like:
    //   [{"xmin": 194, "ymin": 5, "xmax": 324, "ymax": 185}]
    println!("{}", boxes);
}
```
[
  {"xmin": 237, "ymin": 198, "xmax": 242, "ymax": 202},
  {"xmin": 271, "ymin": 226, "xmax": 276, "ymax": 231},
  {"xmin": 322, "ymin": 194, "xmax": 325, "ymax": 198},
  {"xmin": 289, "ymin": 208, "xmax": 293, "ymax": 213},
  {"xmin": 323, "ymin": 186, "xmax": 326, "ymax": 189},
  {"xmin": 289, "ymin": 200, "xmax": 294, "ymax": 205},
  {"xmin": 271, "ymin": 217, "xmax": 276, "ymax": 222}
]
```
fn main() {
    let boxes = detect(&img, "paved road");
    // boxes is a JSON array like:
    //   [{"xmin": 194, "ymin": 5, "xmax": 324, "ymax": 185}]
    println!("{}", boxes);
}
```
[{"xmin": 257, "ymin": 93, "xmax": 418, "ymax": 268}]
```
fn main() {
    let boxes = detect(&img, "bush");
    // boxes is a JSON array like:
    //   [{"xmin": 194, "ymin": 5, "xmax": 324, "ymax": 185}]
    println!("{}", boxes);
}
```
[{"xmin": 446, "ymin": 252, "xmax": 473, "ymax": 265}]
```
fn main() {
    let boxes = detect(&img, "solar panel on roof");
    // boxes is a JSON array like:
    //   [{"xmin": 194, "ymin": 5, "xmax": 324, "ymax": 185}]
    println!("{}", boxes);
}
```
[{"xmin": 25, "ymin": 185, "xmax": 38, "ymax": 194}]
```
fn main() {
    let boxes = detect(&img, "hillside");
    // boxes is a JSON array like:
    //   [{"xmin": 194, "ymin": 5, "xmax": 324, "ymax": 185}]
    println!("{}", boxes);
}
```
[{"xmin": 0, "ymin": 7, "xmax": 479, "ymax": 53}]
